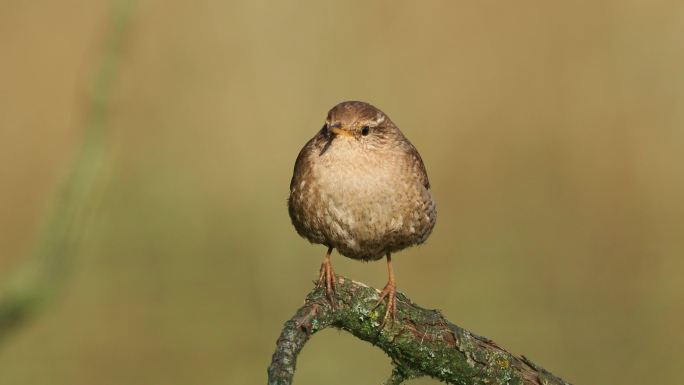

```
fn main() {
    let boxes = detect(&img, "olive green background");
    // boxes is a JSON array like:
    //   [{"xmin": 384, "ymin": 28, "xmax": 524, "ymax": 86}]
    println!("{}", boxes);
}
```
[{"xmin": 1, "ymin": 1, "xmax": 682, "ymax": 384}]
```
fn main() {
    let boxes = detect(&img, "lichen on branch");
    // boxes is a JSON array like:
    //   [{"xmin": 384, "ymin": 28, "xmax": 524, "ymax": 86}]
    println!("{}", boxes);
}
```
[{"xmin": 267, "ymin": 276, "xmax": 571, "ymax": 385}]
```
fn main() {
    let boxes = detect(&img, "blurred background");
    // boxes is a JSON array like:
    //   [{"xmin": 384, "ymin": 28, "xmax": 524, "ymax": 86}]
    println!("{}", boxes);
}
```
[{"xmin": 1, "ymin": 1, "xmax": 682, "ymax": 384}]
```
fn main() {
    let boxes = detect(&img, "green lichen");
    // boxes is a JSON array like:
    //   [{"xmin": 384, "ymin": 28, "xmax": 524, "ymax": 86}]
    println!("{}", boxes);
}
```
[{"xmin": 269, "ymin": 276, "xmax": 571, "ymax": 385}]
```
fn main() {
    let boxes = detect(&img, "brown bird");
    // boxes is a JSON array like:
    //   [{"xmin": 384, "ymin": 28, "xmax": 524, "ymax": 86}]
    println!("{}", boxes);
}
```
[{"xmin": 288, "ymin": 101, "xmax": 436, "ymax": 324}]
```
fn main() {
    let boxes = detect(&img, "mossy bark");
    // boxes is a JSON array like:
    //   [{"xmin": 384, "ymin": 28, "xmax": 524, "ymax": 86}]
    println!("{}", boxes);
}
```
[{"xmin": 268, "ymin": 276, "xmax": 571, "ymax": 385}]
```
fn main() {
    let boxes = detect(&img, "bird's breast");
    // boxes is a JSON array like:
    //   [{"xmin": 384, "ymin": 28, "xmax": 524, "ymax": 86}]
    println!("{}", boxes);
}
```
[{"xmin": 290, "ymin": 144, "xmax": 436, "ymax": 260}]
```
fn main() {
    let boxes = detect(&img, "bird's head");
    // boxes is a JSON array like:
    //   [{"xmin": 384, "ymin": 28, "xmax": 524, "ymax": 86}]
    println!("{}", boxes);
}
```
[{"xmin": 318, "ymin": 101, "xmax": 403, "ymax": 154}]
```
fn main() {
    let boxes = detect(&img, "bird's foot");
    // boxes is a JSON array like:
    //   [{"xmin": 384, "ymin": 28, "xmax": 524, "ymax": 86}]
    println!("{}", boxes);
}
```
[
  {"xmin": 316, "ymin": 257, "xmax": 337, "ymax": 307},
  {"xmin": 373, "ymin": 281, "xmax": 397, "ymax": 327}
]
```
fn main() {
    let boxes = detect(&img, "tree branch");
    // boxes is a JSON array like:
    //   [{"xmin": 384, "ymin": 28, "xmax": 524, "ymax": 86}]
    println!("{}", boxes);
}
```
[{"xmin": 268, "ymin": 276, "xmax": 571, "ymax": 385}]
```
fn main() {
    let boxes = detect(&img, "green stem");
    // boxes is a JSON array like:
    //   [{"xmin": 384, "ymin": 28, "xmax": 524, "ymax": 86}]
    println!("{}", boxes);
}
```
[{"xmin": 0, "ymin": 0, "xmax": 137, "ymax": 344}]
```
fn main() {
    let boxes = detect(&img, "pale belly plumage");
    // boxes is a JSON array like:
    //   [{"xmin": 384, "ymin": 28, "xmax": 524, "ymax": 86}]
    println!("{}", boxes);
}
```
[{"xmin": 288, "ymin": 141, "xmax": 436, "ymax": 261}]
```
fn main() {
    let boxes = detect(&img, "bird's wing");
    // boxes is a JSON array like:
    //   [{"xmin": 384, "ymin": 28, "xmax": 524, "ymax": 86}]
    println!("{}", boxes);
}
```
[
  {"xmin": 290, "ymin": 135, "xmax": 318, "ymax": 192},
  {"xmin": 406, "ymin": 142, "xmax": 431, "ymax": 190}
]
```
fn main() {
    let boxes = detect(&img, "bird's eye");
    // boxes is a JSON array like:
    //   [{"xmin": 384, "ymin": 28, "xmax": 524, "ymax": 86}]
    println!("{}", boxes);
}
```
[{"xmin": 361, "ymin": 126, "xmax": 370, "ymax": 136}]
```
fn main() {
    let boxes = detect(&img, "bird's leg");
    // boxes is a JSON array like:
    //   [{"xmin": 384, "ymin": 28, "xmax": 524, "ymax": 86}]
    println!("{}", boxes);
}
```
[
  {"xmin": 374, "ymin": 253, "xmax": 397, "ymax": 326},
  {"xmin": 316, "ymin": 246, "xmax": 337, "ymax": 306}
]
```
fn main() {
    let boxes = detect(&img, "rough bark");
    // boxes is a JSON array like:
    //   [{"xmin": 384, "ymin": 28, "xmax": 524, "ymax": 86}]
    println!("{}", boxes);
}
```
[{"xmin": 268, "ymin": 276, "xmax": 571, "ymax": 385}]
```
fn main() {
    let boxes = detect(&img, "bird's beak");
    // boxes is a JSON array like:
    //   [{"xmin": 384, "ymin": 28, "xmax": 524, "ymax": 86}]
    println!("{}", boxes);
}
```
[{"xmin": 329, "ymin": 127, "xmax": 354, "ymax": 138}]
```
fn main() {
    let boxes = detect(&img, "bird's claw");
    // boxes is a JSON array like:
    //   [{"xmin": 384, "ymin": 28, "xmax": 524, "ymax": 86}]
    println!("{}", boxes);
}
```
[
  {"xmin": 373, "ymin": 282, "xmax": 397, "ymax": 327},
  {"xmin": 316, "ymin": 258, "xmax": 337, "ymax": 307}
]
